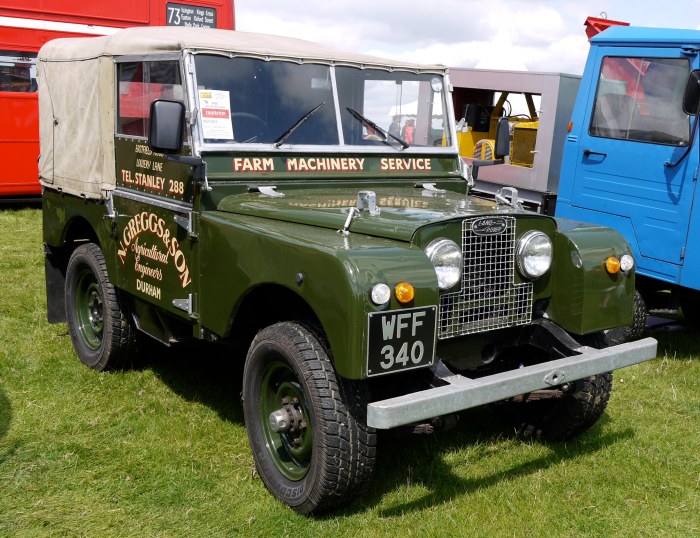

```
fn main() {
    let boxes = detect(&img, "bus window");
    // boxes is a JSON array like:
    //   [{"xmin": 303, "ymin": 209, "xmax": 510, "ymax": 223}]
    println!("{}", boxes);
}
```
[{"xmin": 0, "ymin": 51, "xmax": 37, "ymax": 93}]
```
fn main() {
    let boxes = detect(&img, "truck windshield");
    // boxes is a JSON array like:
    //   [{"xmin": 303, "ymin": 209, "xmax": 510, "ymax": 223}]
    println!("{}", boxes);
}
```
[
  {"xmin": 590, "ymin": 56, "xmax": 690, "ymax": 146},
  {"xmin": 193, "ymin": 55, "xmax": 451, "ymax": 148}
]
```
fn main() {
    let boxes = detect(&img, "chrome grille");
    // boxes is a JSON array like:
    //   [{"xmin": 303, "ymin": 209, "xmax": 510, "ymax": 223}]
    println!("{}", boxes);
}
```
[{"xmin": 438, "ymin": 217, "xmax": 533, "ymax": 339}]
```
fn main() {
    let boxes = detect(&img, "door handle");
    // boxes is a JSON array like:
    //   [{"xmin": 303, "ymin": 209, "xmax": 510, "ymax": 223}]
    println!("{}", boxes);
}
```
[{"xmin": 583, "ymin": 149, "xmax": 607, "ymax": 157}]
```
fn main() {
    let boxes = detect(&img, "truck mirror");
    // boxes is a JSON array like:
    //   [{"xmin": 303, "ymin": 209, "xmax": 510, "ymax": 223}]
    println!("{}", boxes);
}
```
[
  {"xmin": 682, "ymin": 70, "xmax": 700, "ymax": 115},
  {"xmin": 148, "ymin": 99, "xmax": 185, "ymax": 154},
  {"xmin": 494, "ymin": 117, "xmax": 510, "ymax": 159}
]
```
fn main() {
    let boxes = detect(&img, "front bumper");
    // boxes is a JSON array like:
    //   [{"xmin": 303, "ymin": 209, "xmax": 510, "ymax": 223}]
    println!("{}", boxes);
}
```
[{"xmin": 366, "ymin": 337, "xmax": 658, "ymax": 429}]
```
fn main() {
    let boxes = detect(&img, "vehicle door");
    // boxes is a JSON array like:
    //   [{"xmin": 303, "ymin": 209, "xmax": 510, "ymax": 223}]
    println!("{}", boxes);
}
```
[
  {"xmin": 565, "ymin": 46, "xmax": 699, "ymax": 282},
  {"xmin": 112, "ymin": 57, "xmax": 199, "ymax": 323}
]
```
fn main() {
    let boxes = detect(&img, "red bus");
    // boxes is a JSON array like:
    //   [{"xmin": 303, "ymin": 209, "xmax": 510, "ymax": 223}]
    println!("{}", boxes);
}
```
[{"xmin": 0, "ymin": 1, "xmax": 235, "ymax": 199}]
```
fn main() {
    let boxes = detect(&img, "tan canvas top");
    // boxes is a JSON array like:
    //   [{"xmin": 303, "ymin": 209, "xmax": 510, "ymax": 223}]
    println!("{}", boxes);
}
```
[
  {"xmin": 37, "ymin": 27, "xmax": 447, "ymax": 199},
  {"xmin": 39, "ymin": 26, "xmax": 445, "ymax": 72}
]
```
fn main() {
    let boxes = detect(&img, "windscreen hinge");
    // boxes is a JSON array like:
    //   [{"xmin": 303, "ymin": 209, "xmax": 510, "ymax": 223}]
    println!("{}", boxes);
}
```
[
  {"xmin": 495, "ymin": 187, "xmax": 522, "ymax": 209},
  {"xmin": 357, "ymin": 190, "xmax": 381, "ymax": 216}
]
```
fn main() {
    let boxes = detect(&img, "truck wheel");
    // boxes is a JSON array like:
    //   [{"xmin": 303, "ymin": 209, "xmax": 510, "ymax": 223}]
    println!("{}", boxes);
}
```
[
  {"xmin": 65, "ymin": 243, "xmax": 136, "ymax": 371},
  {"xmin": 242, "ymin": 322, "xmax": 376, "ymax": 515},
  {"xmin": 605, "ymin": 289, "xmax": 647, "ymax": 345}
]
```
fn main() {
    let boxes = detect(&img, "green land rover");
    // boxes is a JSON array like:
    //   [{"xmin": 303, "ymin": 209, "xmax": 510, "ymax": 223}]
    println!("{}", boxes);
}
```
[{"xmin": 39, "ymin": 27, "xmax": 657, "ymax": 514}]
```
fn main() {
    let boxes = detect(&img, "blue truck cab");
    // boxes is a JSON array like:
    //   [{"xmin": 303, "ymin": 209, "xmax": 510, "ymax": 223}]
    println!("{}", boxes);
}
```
[{"xmin": 557, "ymin": 26, "xmax": 700, "ymax": 323}]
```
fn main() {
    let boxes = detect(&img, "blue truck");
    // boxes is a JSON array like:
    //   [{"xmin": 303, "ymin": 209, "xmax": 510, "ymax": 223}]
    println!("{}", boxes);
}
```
[
  {"xmin": 453, "ymin": 25, "xmax": 700, "ymax": 337},
  {"xmin": 556, "ymin": 26, "xmax": 700, "ymax": 335}
]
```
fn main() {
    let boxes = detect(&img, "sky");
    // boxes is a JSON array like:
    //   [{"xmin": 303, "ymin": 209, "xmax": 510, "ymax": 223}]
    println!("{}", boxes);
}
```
[{"xmin": 233, "ymin": 0, "xmax": 700, "ymax": 75}]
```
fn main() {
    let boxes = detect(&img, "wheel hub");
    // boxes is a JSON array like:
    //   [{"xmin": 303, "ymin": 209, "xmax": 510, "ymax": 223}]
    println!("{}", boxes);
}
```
[
  {"xmin": 87, "ymin": 288, "xmax": 104, "ymax": 333},
  {"xmin": 268, "ymin": 396, "xmax": 306, "ymax": 446}
]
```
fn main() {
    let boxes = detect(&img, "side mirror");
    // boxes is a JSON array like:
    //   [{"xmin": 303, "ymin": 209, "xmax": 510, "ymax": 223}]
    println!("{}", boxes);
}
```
[
  {"xmin": 494, "ymin": 117, "xmax": 510, "ymax": 159},
  {"xmin": 682, "ymin": 70, "xmax": 700, "ymax": 115},
  {"xmin": 148, "ymin": 99, "xmax": 185, "ymax": 154}
]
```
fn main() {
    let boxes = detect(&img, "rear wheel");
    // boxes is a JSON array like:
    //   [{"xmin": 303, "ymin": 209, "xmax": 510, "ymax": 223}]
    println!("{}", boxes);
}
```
[
  {"xmin": 65, "ymin": 243, "xmax": 136, "ymax": 371},
  {"xmin": 242, "ymin": 322, "xmax": 375, "ymax": 515}
]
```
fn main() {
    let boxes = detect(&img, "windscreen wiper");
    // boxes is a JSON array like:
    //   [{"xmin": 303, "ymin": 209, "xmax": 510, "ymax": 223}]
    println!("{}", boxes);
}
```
[
  {"xmin": 273, "ymin": 101, "xmax": 326, "ymax": 148},
  {"xmin": 346, "ymin": 107, "xmax": 409, "ymax": 149}
]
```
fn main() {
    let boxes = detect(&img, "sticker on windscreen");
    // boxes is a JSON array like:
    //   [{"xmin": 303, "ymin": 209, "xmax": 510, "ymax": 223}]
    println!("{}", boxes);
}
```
[{"xmin": 199, "ymin": 89, "xmax": 233, "ymax": 140}]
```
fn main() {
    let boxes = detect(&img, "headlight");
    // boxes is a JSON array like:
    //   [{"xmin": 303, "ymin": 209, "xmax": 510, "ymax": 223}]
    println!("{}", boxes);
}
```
[
  {"xmin": 516, "ymin": 231, "xmax": 552, "ymax": 279},
  {"xmin": 425, "ymin": 238, "xmax": 462, "ymax": 289}
]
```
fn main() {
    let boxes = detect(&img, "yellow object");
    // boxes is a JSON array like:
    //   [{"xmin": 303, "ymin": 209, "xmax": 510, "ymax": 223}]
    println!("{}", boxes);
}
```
[
  {"xmin": 473, "ymin": 139, "xmax": 495, "ymax": 159},
  {"xmin": 510, "ymin": 120, "xmax": 539, "ymax": 168},
  {"xmin": 605, "ymin": 257, "xmax": 621, "ymax": 274},
  {"xmin": 457, "ymin": 129, "xmax": 479, "ymax": 158},
  {"xmin": 394, "ymin": 282, "xmax": 415, "ymax": 303}
]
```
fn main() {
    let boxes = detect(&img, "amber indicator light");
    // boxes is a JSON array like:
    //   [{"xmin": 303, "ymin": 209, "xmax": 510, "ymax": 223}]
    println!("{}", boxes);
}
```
[
  {"xmin": 394, "ymin": 282, "xmax": 415, "ymax": 303},
  {"xmin": 605, "ymin": 256, "xmax": 621, "ymax": 274}
]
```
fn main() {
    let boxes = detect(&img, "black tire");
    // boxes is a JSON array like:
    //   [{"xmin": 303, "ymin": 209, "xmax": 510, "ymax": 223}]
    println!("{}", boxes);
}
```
[
  {"xmin": 605, "ymin": 289, "xmax": 647, "ymax": 345},
  {"xmin": 497, "ymin": 333, "xmax": 613, "ymax": 442},
  {"xmin": 242, "ymin": 322, "xmax": 376, "ymax": 515},
  {"xmin": 65, "ymin": 243, "xmax": 136, "ymax": 371},
  {"xmin": 501, "ymin": 373, "xmax": 613, "ymax": 442}
]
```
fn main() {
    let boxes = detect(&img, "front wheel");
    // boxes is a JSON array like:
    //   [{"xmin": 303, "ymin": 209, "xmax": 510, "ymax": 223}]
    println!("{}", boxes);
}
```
[
  {"xmin": 499, "ymin": 373, "xmax": 613, "ymax": 442},
  {"xmin": 496, "ymin": 333, "xmax": 613, "ymax": 442},
  {"xmin": 65, "ymin": 243, "xmax": 136, "ymax": 371},
  {"xmin": 242, "ymin": 322, "xmax": 375, "ymax": 515}
]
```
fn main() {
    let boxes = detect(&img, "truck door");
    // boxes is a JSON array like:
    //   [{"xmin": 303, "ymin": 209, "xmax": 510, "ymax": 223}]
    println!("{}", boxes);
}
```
[
  {"xmin": 561, "ymin": 46, "xmax": 699, "ymax": 283},
  {"xmin": 112, "ymin": 59, "xmax": 199, "ymax": 329}
]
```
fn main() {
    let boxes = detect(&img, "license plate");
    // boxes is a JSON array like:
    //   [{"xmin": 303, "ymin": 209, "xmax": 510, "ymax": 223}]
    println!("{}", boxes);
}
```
[{"xmin": 366, "ymin": 306, "xmax": 437, "ymax": 377}]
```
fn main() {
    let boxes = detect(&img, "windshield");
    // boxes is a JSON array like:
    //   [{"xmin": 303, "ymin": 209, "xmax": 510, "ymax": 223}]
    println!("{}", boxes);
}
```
[
  {"xmin": 336, "ymin": 67, "xmax": 450, "ymax": 147},
  {"xmin": 194, "ymin": 55, "xmax": 338, "ymax": 145},
  {"xmin": 193, "ymin": 55, "xmax": 452, "ymax": 148}
]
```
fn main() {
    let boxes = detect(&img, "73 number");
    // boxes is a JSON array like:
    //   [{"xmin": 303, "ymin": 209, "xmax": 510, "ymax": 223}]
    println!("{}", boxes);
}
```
[{"xmin": 167, "ymin": 7, "xmax": 182, "ymax": 25}]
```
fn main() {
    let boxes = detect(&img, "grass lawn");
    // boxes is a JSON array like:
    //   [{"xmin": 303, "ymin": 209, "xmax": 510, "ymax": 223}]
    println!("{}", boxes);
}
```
[{"xmin": 0, "ymin": 207, "xmax": 698, "ymax": 537}]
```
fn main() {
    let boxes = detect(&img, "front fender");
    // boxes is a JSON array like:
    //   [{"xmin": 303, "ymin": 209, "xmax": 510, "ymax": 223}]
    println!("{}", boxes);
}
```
[
  {"xmin": 199, "ymin": 211, "xmax": 439, "ymax": 379},
  {"xmin": 546, "ymin": 218, "xmax": 635, "ymax": 334}
]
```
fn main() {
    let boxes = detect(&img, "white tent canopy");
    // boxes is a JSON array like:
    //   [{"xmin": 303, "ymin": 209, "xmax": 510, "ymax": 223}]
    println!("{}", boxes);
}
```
[{"xmin": 38, "ymin": 26, "xmax": 448, "ymax": 199}]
